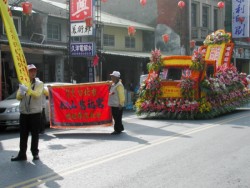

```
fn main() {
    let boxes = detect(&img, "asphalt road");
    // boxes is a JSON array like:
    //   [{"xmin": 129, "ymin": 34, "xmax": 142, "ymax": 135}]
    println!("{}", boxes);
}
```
[{"xmin": 0, "ymin": 110, "xmax": 250, "ymax": 188}]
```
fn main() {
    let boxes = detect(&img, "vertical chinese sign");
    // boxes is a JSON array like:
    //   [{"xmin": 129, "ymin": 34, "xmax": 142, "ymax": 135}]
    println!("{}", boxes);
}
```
[
  {"xmin": 70, "ymin": 0, "xmax": 94, "ymax": 38},
  {"xmin": 70, "ymin": 0, "xmax": 96, "ymax": 82},
  {"xmin": 232, "ymin": 0, "xmax": 249, "ymax": 38},
  {"xmin": 0, "ymin": 0, "xmax": 30, "ymax": 87},
  {"xmin": 49, "ymin": 82, "xmax": 112, "ymax": 128},
  {"xmin": 70, "ymin": 0, "xmax": 92, "ymax": 22}
]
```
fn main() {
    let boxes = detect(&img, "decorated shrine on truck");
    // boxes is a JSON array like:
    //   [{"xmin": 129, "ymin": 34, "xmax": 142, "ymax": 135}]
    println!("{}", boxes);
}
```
[{"xmin": 135, "ymin": 30, "xmax": 250, "ymax": 119}]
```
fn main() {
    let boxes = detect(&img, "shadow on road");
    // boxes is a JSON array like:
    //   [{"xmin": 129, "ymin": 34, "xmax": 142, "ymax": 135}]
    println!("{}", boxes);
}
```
[
  {"xmin": 48, "ymin": 120, "xmax": 192, "ymax": 145},
  {"xmin": 0, "ymin": 150, "xmax": 63, "ymax": 188}
]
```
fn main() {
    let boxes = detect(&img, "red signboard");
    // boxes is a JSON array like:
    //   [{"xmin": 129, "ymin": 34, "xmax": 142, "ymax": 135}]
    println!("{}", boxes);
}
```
[
  {"xmin": 48, "ymin": 82, "xmax": 112, "ymax": 128},
  {"xmin": 70, "ymin": 0, "xmax": 93, "ymax": 22}
]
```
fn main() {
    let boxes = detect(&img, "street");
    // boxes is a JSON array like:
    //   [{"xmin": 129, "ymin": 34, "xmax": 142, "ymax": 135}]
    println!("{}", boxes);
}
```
[{"xmin": 0, "ymin": 110, "xmax": 250, "ymax": 188}]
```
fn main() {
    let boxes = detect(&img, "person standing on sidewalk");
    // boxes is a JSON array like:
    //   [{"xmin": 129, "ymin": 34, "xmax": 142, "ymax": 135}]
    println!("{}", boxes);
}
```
[
  {"xmin": 108, "ymin": 71, "xmax": 125, "ymax": 135},
  {"xmin": 11, "ymin": 64, "xmax": 44, "ymax": 161}
]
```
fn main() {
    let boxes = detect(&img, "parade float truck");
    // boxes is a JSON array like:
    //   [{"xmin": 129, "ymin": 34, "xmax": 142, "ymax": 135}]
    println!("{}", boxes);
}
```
[{"xmin": 135, "ymin": 30, "xmax": 250, "ymax": 119}]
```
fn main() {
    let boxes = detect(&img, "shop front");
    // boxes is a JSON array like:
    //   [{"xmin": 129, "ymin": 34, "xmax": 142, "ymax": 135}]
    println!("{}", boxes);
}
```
[{"xmin": 0, "ymin": 42, "xmax": 68, "ymax": 100}]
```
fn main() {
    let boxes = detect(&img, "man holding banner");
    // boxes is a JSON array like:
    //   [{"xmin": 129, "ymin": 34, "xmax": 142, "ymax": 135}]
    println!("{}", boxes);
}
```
[
  {"xmin": 11, "ymin": 64, "xmax": 44, "ymax": 161},
  {"xmin": 108, "ymin": 71, "xmax": 125, "ymax": 135}
]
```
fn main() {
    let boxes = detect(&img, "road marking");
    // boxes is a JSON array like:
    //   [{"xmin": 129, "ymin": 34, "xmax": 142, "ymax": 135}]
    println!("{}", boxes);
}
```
[{"xmin": 7, "ymin": 114, "xmax": 250, "ymax": 188}]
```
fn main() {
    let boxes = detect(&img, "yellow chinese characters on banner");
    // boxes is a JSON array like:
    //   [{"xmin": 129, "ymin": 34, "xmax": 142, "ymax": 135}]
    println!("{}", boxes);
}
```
[
  {"xmin": 0, "ymin": 0, "xmax": 30, "ymax": 87},
  {"xmin": 161, "ymin": 86, "xmax": 181, "ymax": 98},
  {"xmin": 160, "ymin": 81, "xmax": 182, "ymax": 98}
]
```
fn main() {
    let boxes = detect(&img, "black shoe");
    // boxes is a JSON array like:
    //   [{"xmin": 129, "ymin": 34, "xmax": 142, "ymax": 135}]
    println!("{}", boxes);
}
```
[
  {"xmin": 111, "ymin": 131, "xmax": 121, "ymax": 135},
  {"xmin": 33, "ymin": 155, "xmax": 39, "ymax": 160},
  {"xmin": 11, "ymin": 155, "xmax": 27, "ymax": 161}
]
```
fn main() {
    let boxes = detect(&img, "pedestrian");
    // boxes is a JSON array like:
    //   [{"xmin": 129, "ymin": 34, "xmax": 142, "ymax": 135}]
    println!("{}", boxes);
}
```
[
  {"xmin": 108, "ymin": 71, "xmax": 125, "ymax": 135},
  {"xmin": 11, "ymin": 64, "xmax": 44, "ymax": 161}
]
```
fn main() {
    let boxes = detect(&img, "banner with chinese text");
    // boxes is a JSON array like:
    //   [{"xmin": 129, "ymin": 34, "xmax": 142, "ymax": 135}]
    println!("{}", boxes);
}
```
[
  {"xmin": 49, "ymin": 82, "xmax": 112, "ymax": 128},
  {"xmin": 0, "ymin": 0, "xmax": 30, "ymax": 87},
  {"xmin": 232, "ymin": 0, "xmax": 249, "ymax": 38}
]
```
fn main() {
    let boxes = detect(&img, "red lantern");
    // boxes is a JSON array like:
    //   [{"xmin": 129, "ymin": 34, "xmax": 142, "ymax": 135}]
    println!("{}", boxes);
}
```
[
  {"xmin": 85, "ymin": 17, "xmax": 93, "ymax": 27},
  {"xmin": 101, "ymin": 0, "xmax": 107, "ymax": 2},
  {"xmin": 93, "ymin": 55, "xmax": 99, "ymax": 66},
  {"xmin": 140, "ymin": 0, "xmax": 147, "ymax": 7},
  {"xmin": 162, "ymin": 34, "xmax": 169, "ymax": 43},
  {"xmin": 190, "ymin": 40, "xmax": 196, "ymax": 48},
  {"xmin": 22, "ymin": 2, "xmax": 32, "ymax": 15},
  {"xmin": 178, "ymin": 1, "xmax": 185, "ymax": 9},
  {"xmin": 128, "ymin": 26, "xmax": 136, "ymax": 36},
  {"xmin": 217, "ymin": 1, "xmax": 225, "ymax": 9}
]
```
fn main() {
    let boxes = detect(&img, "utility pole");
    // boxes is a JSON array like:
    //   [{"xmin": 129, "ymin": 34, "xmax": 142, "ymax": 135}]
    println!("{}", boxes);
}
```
[{"xmin": 95, "ymin": 0, "xmax": 103, "ymax": 81}]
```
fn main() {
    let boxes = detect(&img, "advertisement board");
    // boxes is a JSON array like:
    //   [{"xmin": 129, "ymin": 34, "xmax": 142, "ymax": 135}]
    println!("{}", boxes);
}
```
[{"xmin": 70, "ymin": 42, "xmax": 96, "ymax": 56}]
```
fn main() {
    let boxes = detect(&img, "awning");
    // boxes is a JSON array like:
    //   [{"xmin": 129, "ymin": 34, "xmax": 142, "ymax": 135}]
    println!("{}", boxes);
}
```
[{"xmin": 101, "ymin": 50, "xmax": 151, "ymax": 58}]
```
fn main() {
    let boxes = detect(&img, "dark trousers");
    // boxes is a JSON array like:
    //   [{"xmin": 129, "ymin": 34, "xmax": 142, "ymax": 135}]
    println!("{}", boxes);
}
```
[
  {"xmin": 111, "ymin": 107, "xmax": 124, "ymax": 132},
  {"xmin": 18, "ymin": 113, "xmax": 41, "ymax": 157}
]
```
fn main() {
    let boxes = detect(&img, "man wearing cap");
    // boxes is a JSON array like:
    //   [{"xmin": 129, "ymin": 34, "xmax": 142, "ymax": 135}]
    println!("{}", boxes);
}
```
[
  {"xmin": 11, "ymin": 64, "xmax": 44, "ymax": 161},
  {"xmin": 108, "ymin": 71, "xmax": 125, "ymax": 135}
]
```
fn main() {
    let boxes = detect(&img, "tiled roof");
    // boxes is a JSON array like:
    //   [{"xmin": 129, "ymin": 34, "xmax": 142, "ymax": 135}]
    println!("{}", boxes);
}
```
[{"xmin": 0, "ymin": 36, "xmax": 67, "ymax": 50}]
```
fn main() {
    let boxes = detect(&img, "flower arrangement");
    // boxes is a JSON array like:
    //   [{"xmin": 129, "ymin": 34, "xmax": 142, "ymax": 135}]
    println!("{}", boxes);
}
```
[
  {"xmin": 135, "ymin": 48, "xmax": 250, "ymax": 119},
  {"xmin": 135, "ymin": 49, "xmax": 163, "ymax": 116},
  {"xmin": 190, "ymin": 48, "xmax": 205, "ymax": 71},
  {"xmin": 203, "ymin": 31, "xmax": 230, "ymax": 45},
  {"xmin": 198, "ymin": 98, "xmax": 212, "ymax": 113},
  {"xmin": 200, "ymin": 64, "xmax": 244, "ymax": 95},
  {"xmin": 178, "ymin": 76, "xmax": 196, "ymax": 99},
  {"xmin": 144, "ymin": 71, "xmax": 162, "ymax": 99},
  {"xmin": 147, "ymin": 49, "xmax": 162, "ymax": 72}
]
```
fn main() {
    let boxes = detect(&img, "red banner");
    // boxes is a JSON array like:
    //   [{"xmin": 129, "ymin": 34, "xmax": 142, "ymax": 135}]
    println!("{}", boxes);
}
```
[{"xmin": 48, "ymin": 82, "xmax": 112, "ymax": 128}]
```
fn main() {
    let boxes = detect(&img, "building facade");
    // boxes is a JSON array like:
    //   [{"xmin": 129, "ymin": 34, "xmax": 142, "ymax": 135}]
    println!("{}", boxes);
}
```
[{"xmin": 0, "ymin": 0, "xmax": 155, "ymax": 100}]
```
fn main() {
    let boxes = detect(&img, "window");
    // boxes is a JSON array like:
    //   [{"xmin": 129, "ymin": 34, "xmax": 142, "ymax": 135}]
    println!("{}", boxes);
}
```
[
  {"xmin": 103, "ymin": 34, "xmax": 115, "ymax": 46},
  {"xmin": 71, "ymin": 37, "xmax": 81, "ymax": 42},
  {"xmin": 202, "ymin": 6, "xmax": 209, "ymax": 28},
  {"xmin": 206, "ymin": 65, "xmax": 215, "ymax": 77},
  {"xmin": 125, "ymin": 36, "xmax": 135, "ymax": 48},
  {"xmin": 47, "ymin": 23, "xmax": 61, "ymax": 41},
  {"xmin": 191, "ymin": 3, "xmax": 197, "ymax": 27},
  {"xmin": 214, "ymin": 9, "xmax": 218, "ymax": 30},
  {"xmin": 3, "ymin": 16, "xmax": 21, "ymax": 36},
  {"xmin": 167, "ymin": 68, "xmax": 182, "ymax": 80}
]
